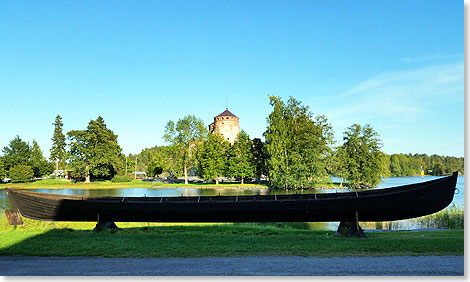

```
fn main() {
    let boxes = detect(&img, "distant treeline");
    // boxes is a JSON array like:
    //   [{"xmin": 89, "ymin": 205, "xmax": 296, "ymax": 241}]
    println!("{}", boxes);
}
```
[
  {"xmin": 386, "ymin": 153, "xmax": 464, "ymax": 177},
  {"xmin": 128, "ymin": 148, "xmax": 464, "ymax": 181}
]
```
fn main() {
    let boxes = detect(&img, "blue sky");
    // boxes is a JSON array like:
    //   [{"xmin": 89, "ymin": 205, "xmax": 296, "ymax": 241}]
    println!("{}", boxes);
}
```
[{"xmin": 0, "ymin": 1, "xmax": 463, "ymax": 158}]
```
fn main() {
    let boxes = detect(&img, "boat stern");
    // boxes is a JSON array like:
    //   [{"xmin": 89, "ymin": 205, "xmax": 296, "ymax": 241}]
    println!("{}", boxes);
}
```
[{"xmin": 4, "ymin": 189, "xmax": 24, "ymax": 225}]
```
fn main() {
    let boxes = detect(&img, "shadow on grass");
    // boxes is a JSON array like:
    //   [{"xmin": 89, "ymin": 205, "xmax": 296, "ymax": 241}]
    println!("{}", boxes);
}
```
[{"xmin": 0, "ymin": 224, "xmax": 464, "ymax": 258}]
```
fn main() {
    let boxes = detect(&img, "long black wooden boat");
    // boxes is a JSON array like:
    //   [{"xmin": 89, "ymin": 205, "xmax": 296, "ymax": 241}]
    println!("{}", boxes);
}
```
[{"xmin": 4, "ymin": 172, "xmax": 458, "ymax": 225}]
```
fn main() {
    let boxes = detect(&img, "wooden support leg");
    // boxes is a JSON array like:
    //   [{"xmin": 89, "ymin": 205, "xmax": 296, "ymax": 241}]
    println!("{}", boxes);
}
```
[
  {"xmin": 5, "ymin": 209, "xmax": 23, "ymax": 225},
  {"xmin": 336, "ymin": 212, "xmax": 366, "ymax": 238},
  {"xmin": 93, "ymin": 221, "xmax": 118, "ymax": 231},
  {"xmin": 93, "ymin": 213, "xmax": 118, "ymax": 231}
]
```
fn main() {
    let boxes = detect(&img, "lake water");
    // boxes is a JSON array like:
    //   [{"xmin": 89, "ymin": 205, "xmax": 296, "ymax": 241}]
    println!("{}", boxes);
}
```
[{"xmin": 0, "ymin": 175, "xmax": 464, "ymax": 231}]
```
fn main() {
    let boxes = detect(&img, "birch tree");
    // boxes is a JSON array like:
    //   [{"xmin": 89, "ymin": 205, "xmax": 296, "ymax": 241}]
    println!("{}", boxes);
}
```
[{"xmin": 163, "ymin": 115, "xmax": 207, "ymax": 184}]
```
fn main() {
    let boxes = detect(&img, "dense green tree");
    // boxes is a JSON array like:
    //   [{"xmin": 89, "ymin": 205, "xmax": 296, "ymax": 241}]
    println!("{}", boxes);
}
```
[
  {"xmin": 446, "ymin": 156, "xmax": 461, "ymax": 175},
  {"xmin": 67, "ymin": 116, "xmax": 123, "ymax": 182},
  {"xmin": 251, "ymin": 138, "xmax": 267, "ymax": 183},
  {"xmin": 50, "ymin": 114, "xmax": 67, "ymax": 172},
  {"xmin": 264, "ymin": 96, "xmax": 334, "ymax": 189},
  {"xmin": 327, "ymin": 147, "xmax": 348, "ymax": 187},
  {"xmin": 2, "ymin": 136, "xmax": 31, "ymax": 172},
  {"xmin": 135, "ymin": 148, "xmax": 154, "ymax": 171},
  {"xmin": 123, "ymin": 154, "xmax": 137, "ymax": 175},
  {"xmin": 9, "ymin": 164, "xmax": 34, "ymax": 183},
  {"xmin": 30, "ymin": 140, "xmax": 54, "ymax": 178},
  {"xmin": 378, "ymin": 151, "xmax": 391, "ymax": 178},
  {"xmin": 163, "ymin": 115, "xmax": 207, "ymax": 184},
  {"xmin": 389, "ymin": 154, "xmax": 421, "ymax": 177},
  {"xmin": 146, "ymin": 146, "xmax": 181, "ymax": 178},
  {"xmin": 226, "ymin": 130, "xmax": 255, "ymax": 184},
  {"xmin": 0, "ymin": 157, "xmax": 5, "ymax": 180},
  {"xmin": 146, "ymin": 152, "xmax": 163, "ymax": 178},
  {"xmin": 66, "ymin": 129, "xmax": 89, "ymax": 180},
  {"xmin": 197, "ymin": 132, "xmax": 229, "ymax": 184},
  {"xmin": 338, "ymin": 124, "xmax": 384, "ymax": 188}
]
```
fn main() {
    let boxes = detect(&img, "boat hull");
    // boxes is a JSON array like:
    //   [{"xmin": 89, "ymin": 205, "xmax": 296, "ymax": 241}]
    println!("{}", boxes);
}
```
[{"xmin": 5, "ymin": 172, "xmax": 458, "ymax": 223}]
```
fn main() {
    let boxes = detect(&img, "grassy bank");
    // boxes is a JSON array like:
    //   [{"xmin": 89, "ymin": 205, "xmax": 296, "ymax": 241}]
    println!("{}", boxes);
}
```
[
  {"xmin": 0, "ymin": 179, "xmax": 346, "ymax": 190},
  {"xmin": 0, "ymin": 216, "xmax": 463, "ymax": 258},
  {"xmin": 0, "ymin": 179, "xmax": 155, "ymax": 189}
]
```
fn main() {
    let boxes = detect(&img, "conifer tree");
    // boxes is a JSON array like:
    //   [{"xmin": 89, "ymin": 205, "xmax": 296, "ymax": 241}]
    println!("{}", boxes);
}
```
[
  {"xmin": 50, "ymin": 114, "xmax": 66, "ymax": 172},
  {"xmin": 67, "ymin": 116, "xmax": 123, "ymax": 182},
  {"xmin": 30, "ymin": 140, "xmax": 54, "ymax": 178},
  {"xmin": 2, "ymin": 135, "xmax": 31, "ymax": 172}
]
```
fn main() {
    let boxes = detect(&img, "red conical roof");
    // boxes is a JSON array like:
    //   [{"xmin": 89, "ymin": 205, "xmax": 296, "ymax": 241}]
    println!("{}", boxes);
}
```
[{"xmin": 215, "ymin": 109, "xmax": 237, "ymax": 118}]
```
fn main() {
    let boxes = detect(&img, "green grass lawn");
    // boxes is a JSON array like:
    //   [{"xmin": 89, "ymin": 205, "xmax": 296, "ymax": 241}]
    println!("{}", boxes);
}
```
[{"xmin": 0, "ymin": 216, "xmax": 463, "ymax": 258}]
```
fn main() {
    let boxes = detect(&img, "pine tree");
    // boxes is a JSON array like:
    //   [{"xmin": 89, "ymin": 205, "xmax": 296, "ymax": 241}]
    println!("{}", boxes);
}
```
[
  {"xmin": 30, "ymin": 140, "xmax": 53, "ymax": 178},
  {"xmin": 67, "ymin": 116, "xmax": 123, "ymax": 182},
  {"xmin": 50, "ymin": 114, "xmax": 66, "ymax": 173},
  {"xmin": 2, "ymin": 135, "xmax": 31, "ymax": 172}
]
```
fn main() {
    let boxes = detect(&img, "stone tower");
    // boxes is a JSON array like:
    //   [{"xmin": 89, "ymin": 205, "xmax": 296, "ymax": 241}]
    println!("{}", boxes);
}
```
[{"xmin": 209, "ymin": 109, "xmax": 240, "ymax": 144}]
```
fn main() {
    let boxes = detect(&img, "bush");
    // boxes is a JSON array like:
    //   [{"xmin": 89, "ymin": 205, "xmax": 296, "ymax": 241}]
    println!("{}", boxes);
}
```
[
  {"xmin": 9, "ymin": 165, "xmax": 34, "ymax": 183},
  {"xmin": 111, "ymin": 175, "xmax": 132, "ymax": 183}
]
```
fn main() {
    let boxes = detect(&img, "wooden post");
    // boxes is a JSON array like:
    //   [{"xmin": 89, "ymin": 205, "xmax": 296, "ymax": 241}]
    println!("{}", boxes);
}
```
[
  {"xmin": 336, "ymin": 212, "xmax": 366, "ymax": 238},
  {"xmin": 93, "ymin": 213, "xmax": 118, "ymax": 231}
]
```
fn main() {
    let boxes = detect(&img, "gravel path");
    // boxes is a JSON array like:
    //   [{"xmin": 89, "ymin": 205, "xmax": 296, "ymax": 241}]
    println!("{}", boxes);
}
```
[{"xmin": 0, "ymin": 255, "xmax": 463, "ymax": 276}]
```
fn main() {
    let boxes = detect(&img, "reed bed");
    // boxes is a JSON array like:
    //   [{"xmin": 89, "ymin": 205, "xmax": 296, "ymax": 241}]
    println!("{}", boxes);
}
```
[{"xmin": 411, "ymin": 204, "xmax": 464, "ymax": 229}]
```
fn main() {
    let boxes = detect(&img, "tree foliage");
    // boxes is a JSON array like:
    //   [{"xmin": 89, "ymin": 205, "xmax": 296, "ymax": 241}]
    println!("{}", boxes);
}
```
[
  {"xmin": 264, "ymin": 95, "xmax": 334, "ymax": 189},
  {"xmin": 146, "ymin": 146, "xmax": 182, "ymax": 178},
  {"xmin": 2, "ymin": 136, "xmax": 53, "ymax": 179},
  {"xmin": 9, "ymin": 164, "xmax": 34, "ymax": 183},
  {"xmin": 67, "ymin": 116, "xmax": 123, "ymax": 181},
  {"xmin": 226, "ymin": 130, "xmax": 255, "ymax": 184},
  {"xmin": 30, "ymin": 140, "xmax": 54, "ymax": 177},
  {"xmin": 251, "ymin": 138, "xmax": 267, "ymax": 183},
  {"xmin": 197, "ymin": 132, "xmax": 229, "ymax": 184},
  {"xmin": 123, "ymin": 154, "xmax": 136, "ymax": 174},
  {"xmin": 50, "ymin": 114, "xmax": 66, "ymax": 170},
  {"xmin": 2, "ymin": 135, "xmax": 31, "ymax": 172},
  {"xmin": 337, "ymin": 124, "xmax": 385, "ymax": 188},
  {"xmin": 163, "ymin": 115, "xmax": 207, "ymax": 184},
  {"xmin": 0, "ymin": 158, "xmax": 5, "ymax": 180}
]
